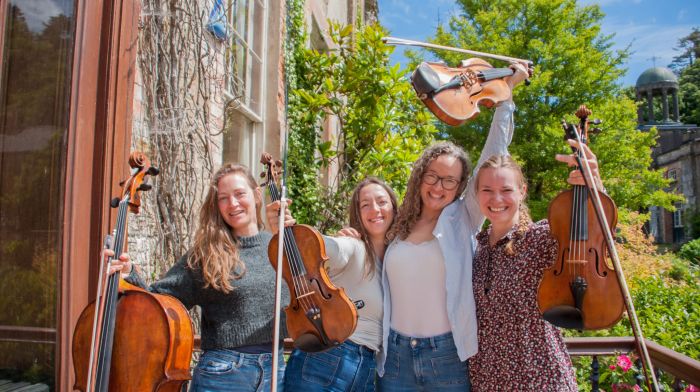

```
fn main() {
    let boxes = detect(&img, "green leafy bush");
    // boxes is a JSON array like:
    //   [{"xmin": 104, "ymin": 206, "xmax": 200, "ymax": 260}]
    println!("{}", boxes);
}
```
[{"xmin": 679, "ymin": 238, "xmax": 700, "ymax": 266}]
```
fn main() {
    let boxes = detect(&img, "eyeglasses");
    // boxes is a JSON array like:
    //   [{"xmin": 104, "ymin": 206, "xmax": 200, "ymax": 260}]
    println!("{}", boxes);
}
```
[{"xmin": 422, "ymin": 173, "xmax": 460, "ymax": 190}]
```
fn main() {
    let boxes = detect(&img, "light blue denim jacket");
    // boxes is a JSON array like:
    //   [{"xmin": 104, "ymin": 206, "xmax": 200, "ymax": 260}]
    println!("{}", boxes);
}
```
[{"xmin": 377, "ymin": 101, "xmax": 515, "ymax": 376}]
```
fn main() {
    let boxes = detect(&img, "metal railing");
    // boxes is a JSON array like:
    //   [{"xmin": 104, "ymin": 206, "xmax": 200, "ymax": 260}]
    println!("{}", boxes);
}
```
[{"xmin": 565, "ymin": 337, "xmax": 700, "ymax": 390}]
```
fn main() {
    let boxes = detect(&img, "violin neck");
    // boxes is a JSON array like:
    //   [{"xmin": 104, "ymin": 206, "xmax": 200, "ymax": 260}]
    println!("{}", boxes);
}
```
[
  {"xmin": 479, "ymin": 67, "xmax": 515, "ymax": 81},
  {"xmin": 570, "ymin": 185, "xmax": 589, "ymax": 241},
  {"xmin": 266, "ymin": 181, "xmax": 308, "ymax": 277}
]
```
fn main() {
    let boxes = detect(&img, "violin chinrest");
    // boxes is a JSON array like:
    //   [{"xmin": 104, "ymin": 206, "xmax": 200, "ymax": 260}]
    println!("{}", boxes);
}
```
[
  {"xmin": 411, "ymin": 62, "xmax": 442, "ymax": 96},
  {"xmin": 542, "ymin": 305, "xmax": 584, "ymax": 330},
  {"xmin": 293, "ymin": 333, "xmax": 339, "ymax": 353}
]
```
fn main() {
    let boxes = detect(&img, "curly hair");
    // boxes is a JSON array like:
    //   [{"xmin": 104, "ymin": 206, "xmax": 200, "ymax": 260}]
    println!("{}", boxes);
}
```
[
  {"xmin": 348, "ymin": 177, "xmax": 398, "ymax": 278},
  {"xmin": 388, "ymin": 141, "xmax": 471, "ymax": 241},
  {"xmin": 475, "ymin": 154, "xmax": 531, "ymax": 255},
  {"xmin": 188, "ymin": 163, "xmax": 264, "ymax": 293}
]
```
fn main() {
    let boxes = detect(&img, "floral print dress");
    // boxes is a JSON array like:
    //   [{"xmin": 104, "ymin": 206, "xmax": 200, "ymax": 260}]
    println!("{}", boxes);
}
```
[{"xmin": 469, "ymin": 220, "xmax": 577, "ymax": 391}]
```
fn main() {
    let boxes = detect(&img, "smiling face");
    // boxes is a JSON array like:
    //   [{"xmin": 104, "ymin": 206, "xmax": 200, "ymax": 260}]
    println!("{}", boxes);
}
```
[
  {"xmin": 419, "ymin": 154, "xmax": 463, "ymax": 217},
  {"xmin": 216, "ymin": 173, "xmax": 261, "ymax": 237},
  {"xmin": 476, "ymin": 167, "xmax": 527, "ymax": 232},
  {"xmin": 358, "ymin": 183, "xmax": 395, "ymax": 243}
]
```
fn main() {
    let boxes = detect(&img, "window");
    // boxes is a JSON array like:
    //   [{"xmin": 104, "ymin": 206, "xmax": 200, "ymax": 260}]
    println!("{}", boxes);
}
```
[
  {"xmin": 649, "ymin": 206, "xmax": 659, "ymax": 239},
  {"xmin": 224, "ymin": 0, "xmax": 268, "ymax": 169},
  {"xmin": 673, "ymin": 203, "xmax": 683, "ymax": 228},
  {"xmin": 226, "ymin": 0, "xmax": 266, "ymax": 119},
  {"xmin": 0, "ymin": 0, "xmax": 76, "ymax": 387},
  {"xmin": 667, "ymin": 168, "xmax": 678, "ymax": 182}
]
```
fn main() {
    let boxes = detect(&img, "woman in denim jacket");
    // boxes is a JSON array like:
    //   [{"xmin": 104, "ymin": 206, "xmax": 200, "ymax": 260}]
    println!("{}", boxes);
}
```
[{"xmin": 377, "ymin": 64, "xmax": 529, "ymax": 391}]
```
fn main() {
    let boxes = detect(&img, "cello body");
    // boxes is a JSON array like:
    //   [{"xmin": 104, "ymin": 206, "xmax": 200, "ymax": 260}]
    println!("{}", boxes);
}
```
[{"xmin": 73, "ymin": 280, "xmax": 194, "ymax": 391}]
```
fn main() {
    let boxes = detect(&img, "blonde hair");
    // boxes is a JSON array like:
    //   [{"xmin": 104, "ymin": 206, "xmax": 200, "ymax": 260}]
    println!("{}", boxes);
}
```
[
  {"xmin": 348, "ymin": 177, "xmax": 398, "ymax": 277},
  {"xmin": 188, "ymin": 163, "xmax": 263, "ymax": 293},
  {"xmin": 476, "ymin": 155, "xmax": 531, "ymax": 255},
  {"xmin": 388, "ymin": 142, "xmax": 471, "ymax": 241}
]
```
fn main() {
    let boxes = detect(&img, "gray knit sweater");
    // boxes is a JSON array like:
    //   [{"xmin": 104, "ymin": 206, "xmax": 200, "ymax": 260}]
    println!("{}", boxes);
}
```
[{"xmin": 126, "ymin": 231, "xmax": 289, "ymax": 351}]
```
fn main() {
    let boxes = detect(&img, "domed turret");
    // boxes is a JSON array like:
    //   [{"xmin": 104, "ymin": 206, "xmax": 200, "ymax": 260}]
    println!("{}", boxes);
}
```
[
  {"xmin": 636, "ymin": 67, "xmax": 678, "ymax": 89},
  {"xmin": 635, "ymin": 66, "xmax": 680, "ymax": 125}
]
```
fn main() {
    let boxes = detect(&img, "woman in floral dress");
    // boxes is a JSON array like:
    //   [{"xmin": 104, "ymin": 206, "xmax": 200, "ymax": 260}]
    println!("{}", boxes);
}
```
[{"xmin": 469, "ymin": 149, "xmax": 603, "ymax": 391}]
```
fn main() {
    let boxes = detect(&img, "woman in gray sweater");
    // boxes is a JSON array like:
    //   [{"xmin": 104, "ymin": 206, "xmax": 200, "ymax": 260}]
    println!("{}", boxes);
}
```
[{"xmin": 110, "ymin": 163, "xmax": 289, "ymax": 392}]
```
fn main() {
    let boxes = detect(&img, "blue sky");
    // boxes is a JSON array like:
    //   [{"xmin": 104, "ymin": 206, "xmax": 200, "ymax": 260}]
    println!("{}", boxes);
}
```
[{"xmin": 377, "ymin": 0, "xmax": 699, "ymax": 87}]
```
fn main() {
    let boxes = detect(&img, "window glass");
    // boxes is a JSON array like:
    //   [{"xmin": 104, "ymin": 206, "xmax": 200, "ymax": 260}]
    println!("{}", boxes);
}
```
[{"xmin": 0, "ymin": 1, "xmax": 76, "ymax": 388}]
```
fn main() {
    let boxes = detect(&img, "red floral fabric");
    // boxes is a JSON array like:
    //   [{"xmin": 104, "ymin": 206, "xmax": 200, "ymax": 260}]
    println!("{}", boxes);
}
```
[{"xmin": 469, "ymin": 220, "xmax": 577, "ymax": 391}]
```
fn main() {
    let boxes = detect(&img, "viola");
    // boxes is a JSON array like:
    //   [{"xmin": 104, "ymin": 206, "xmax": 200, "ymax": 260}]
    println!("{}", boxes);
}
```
[
  {"xmin": 72, "ymin": 152, "xmax": 194, "ymax": 391},
  {"xmin": 537, "ymin": 106, "xmax": 625, "ymax": 330},
  {"xmin": 537, "ymin": 105, "xmax": 660, "ymax": 390},
  {"xmin": 260, "ymin": 153, "xmax": 358, "ymax": 352}
]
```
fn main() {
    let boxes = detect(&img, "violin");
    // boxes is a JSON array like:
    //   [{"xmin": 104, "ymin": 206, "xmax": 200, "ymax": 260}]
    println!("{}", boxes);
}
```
[
  {"xmin": 72, "ymin": 152, "xmax": 194, "ymax": 391},
  {"xmin": 260, "ymin": 153, "xmax": 358, "ymax": 352},
  {"xmin": 537, "ymin": 106, "xmax": 625, "ymax": 330},
  {"xmin": 411, "ymin": 59, "xmax": 523, "ymax": 126}
]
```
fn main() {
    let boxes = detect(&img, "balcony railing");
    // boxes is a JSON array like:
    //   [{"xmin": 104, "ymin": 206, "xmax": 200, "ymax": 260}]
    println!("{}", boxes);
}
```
[{"xmin": 565, "ymin": 337, "xmax": 700, "ymax": 391}]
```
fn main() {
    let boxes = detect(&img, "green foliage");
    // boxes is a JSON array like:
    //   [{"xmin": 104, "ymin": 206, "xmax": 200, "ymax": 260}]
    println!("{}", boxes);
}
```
[
  {"xmin": 427, "ymin": 0, "xmax": 680, "ymax": 220},
  {"xmin": 679, "ymin": 238, "xmax": 700, "ymax": 266},
  {"xmin": 286, "ymin": 21, "xmax": 438, "ymax": 230},
  {"xmin": 679, "ymin": 61, "xmax": 700, "ymax": 126},
  {"xmin": 565, "ymin": 264, "xmax": 700, "ymax": 361},
  {"xmin": 670, "ymin": 27, "xmax": 700, "ymax": 72}
]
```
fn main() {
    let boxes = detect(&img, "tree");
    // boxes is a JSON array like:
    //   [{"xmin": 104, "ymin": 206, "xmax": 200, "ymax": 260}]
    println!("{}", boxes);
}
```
[
  {"xmin": 286, "ymin": 22, "xmax": 438, "ymax": 230},
  {"xmin": 678, "ymin": 61, "xmax": 700, "ymax": 125},
  {"xmin": 669, "ymin": 27, "xmax": 700, "ymax": 72},
  {"xmin": 426, "ymin": 0, "xmax": 680, "ymax": 220}
]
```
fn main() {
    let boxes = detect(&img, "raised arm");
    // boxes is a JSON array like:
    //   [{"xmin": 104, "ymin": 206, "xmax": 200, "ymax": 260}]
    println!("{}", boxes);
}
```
[{"xmin": 463, "ymin": 63, "xmax": 529, "ymax": 230}]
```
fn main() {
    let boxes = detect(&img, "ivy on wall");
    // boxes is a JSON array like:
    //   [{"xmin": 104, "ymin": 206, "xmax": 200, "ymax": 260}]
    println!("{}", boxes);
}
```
[{"xmin": 283, "ymin": 4, "xmax": 438, "ymax": 231}]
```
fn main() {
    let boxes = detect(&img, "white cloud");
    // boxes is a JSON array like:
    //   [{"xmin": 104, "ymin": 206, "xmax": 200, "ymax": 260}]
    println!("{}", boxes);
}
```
[{"xmin": 15, "ymin": 0, "xmax": 63, "ymax": 33}]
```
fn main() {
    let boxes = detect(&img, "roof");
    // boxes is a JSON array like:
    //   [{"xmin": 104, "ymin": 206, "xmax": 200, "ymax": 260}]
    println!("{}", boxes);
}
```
[{"xmin": 636, "ymin": 67, "xmax": 678, "ymax": 88}]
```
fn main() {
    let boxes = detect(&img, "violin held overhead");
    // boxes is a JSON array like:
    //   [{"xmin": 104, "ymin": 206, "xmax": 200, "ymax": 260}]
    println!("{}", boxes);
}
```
[
  {"xmin": 380, "ymin": 36, "xmax": 534, "ymax": 126},
  {"xmin": 411, "ymin": 59, "xmax": 530, "ymax": 126},
  {"xmin": 260, "ymin": 153, "xmax": 358, "ymax": 353}
]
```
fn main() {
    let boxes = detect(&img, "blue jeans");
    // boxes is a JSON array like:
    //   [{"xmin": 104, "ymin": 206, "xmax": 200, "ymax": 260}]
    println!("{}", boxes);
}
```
[
  {"xmin": 284, "ymin": 341, "xmax": 377, "ymax": 391},
  {"xmin": 190, "ymin": 349, "xmax": 285, "ymax": 392},
  {"xmin": 379, "ymin": 330, "xmax": 471, "ymax": 392}
]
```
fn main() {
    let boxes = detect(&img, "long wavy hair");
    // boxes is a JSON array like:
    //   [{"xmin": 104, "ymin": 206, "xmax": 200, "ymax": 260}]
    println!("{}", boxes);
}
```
[
  {"xmin": 348, "ymin": 177, "xmax": 398, "ymax": 278},
  {"xmin": 188, "ymin": 163, "xmax": 263, "ymax": 293},
  {"xmin": 475, "ymin": 155, "xmax": 531, "ymax": 255},
  {"xmin": 388, "ymin": 142, "xmax": 471, "ymax": 241}
]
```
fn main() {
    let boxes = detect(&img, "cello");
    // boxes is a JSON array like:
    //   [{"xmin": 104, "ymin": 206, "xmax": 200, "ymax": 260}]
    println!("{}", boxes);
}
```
[
  {"xmin": 72, "ymin": 152, "xmax": 194, "ymax": 392},
  {"xmin": 260, "ymin": 153, "xmax": 358, "ymax": 354},
  {"xmin": 537, "ymin": 105, "xmax": 660, "ymax": 391}
]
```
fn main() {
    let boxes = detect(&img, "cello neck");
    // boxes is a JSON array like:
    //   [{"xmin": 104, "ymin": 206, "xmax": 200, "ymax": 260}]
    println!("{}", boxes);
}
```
[{"xmin": 93, "ymin": 195, "xmax": 130, "ymax": 391}]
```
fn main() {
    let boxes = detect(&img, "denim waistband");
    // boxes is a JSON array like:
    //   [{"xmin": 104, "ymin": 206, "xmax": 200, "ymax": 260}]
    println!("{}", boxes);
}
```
[
  {"xmin": 388, "ymin": 329, "xmax": 456, "ymax": 350},
  {"xmin": 202, "ymin": 347, "xmax": 285, "ymax": 365},
  {"xmin": 343, "ymin": 340, "xmax": 376, "ymax": 356}
]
